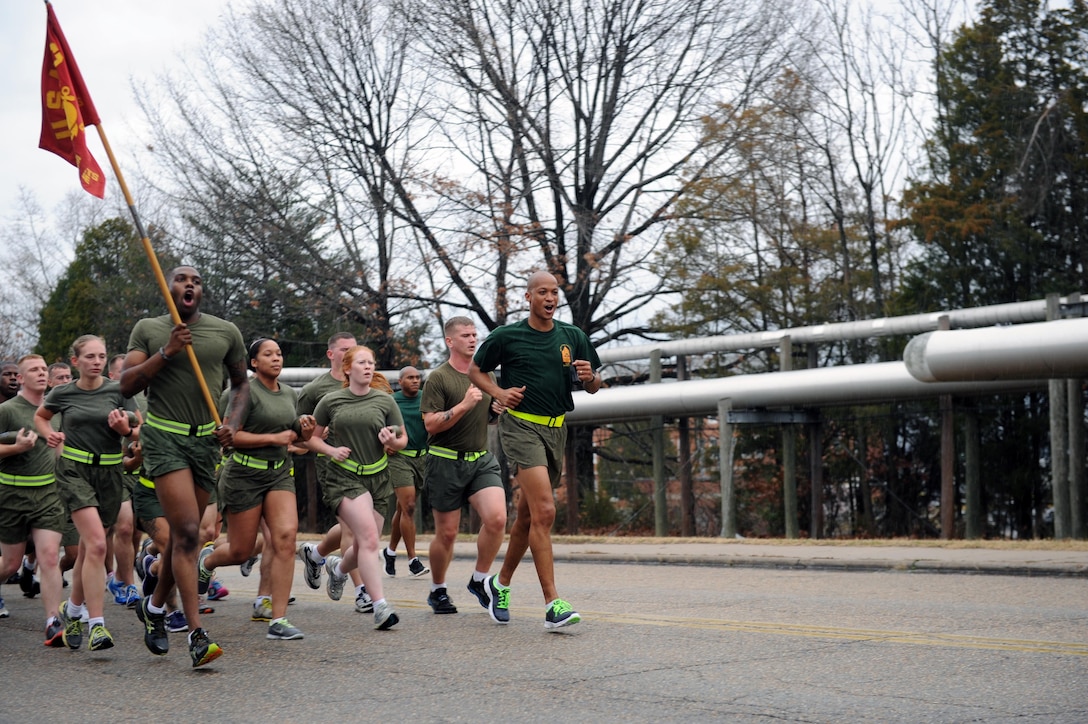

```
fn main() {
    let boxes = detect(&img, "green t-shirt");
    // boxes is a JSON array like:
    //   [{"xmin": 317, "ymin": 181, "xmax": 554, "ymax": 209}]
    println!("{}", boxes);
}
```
[
  {"xmin": 297, "ymin": 371, "xmax": 346, "ymax": 449},
  {"xmin": 392, "ymin": 389, "xmax": 427, "ymax": 450},
  {"xmin": 473, "ymin": 319, "xmax": 601, "ymax": 417},
  {"xmin": 127, "ymin": 312, "xmax": 246, "ymax": 425},
  {"xmin": 297, "ymin": 371, "xmax": 344, "ymax": 416},
  {"xmin": 0, "ymin": 395, "xmax": 55, "ymax": 479},
  {"xmin": 44, "ymin": 380, "xmax": 137, "ymax": 454},
  {"xmin": 313, "ymin": 388, "xmax": 404, "ymax": 467},
  {"xmin": 220, "ymin": 379, "xmax": 300, "ymax": 462},
  {"xmin": 420, "ymin": 361, "xmax": 493, "ymax": 452}
]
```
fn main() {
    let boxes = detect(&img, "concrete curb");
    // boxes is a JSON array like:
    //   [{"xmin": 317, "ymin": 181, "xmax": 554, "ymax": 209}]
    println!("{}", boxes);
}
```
[{"xmin": 547, "ymin": 551, "xmax": 1088, "ymax": 577}]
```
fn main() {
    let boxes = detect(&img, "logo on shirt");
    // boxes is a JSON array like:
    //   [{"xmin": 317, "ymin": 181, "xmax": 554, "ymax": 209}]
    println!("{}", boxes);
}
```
[{"xmin": 560, "ymin": 344, "xmax": 573, "ymax": 367}]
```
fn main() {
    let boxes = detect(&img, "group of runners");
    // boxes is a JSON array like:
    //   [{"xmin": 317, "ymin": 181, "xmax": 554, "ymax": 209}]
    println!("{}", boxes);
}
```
[{"xmin": 0, "ymin": 265, "xmax": 602, "ymax": 668}]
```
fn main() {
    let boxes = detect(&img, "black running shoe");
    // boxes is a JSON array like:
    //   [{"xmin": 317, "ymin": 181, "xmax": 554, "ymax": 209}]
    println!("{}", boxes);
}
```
[
  {"xmin": 136, "ymin": 598, "xmax": 169, "ymax": 655},
  {"xmin": 382, "ymin": 548, "xmax": 396, "ymax": 577},
  {"xmin": 188, "ymin": 627, "xmax": 223, "ymax": 668},
  {"xmin": 88, "ymin": 623, "xmax": 115, "ymax": 651},
  {"xmin": 427, "ymin": 588, "xmax": 458, "ymax": 614},
  {"xmin": 466, "ymin": 577, "xmax": 488, "ymax": 608},
  {"xmin": 18, "ymin": 563, "xmax": 35, "ymax": 596}
]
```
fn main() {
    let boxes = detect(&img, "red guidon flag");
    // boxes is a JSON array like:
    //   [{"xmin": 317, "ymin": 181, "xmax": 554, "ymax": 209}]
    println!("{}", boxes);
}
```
[{"xmin": 39, "ymin": 3, "xmax": 106, "ymax": 198}]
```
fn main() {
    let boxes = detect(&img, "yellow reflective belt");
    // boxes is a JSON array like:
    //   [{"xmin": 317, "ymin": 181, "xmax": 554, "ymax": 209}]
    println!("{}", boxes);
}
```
[
  {"xmin": 145, "ymin": 413, "xmax": 216, "ymax": 437},
  {"xmin": 397, "ymin": 449, "xmax": 428, "ymax": 458},
  {"xmin": 507, "ymin": 409, "xmax": 565, "ymax": 428},
  {"xmin": 139, "ymin": 475, "xmax": 156, "ymax": 490},
  {"xmin": 427, "ymin": 446, "xmax": 485, "ymax": 462},
  {"xmin": 231, "ymin": 452, "xmax": 288, "ymax": 470},
  {"xmin": 332, "ymin": 454, "xmax": 388, "ymax": 476},
  {"xmin": 62, "ymin": 446, "xmax": 123, "ymax": 466},
  {"xmin": 0, "ymin": 472, "xmax": 55, "ymax": 487}
]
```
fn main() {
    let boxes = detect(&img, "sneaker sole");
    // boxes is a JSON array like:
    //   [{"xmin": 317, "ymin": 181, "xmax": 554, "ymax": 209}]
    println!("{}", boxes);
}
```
[
  {"xmin": 544, "ymin": 613, "xmax": 582, "ymax": 630},
  {"xmin": 409, "ymin": 567, "xmax": 430, "ymax": 578},
  {"xmin": 375, "ymin": 612, "xmax": 399, "ymax": 631},
  {"xmin": 191, "ymin": 643, "xmax": 223, "ymax": 668},
  {"xmin": 429, "ymin": 603, "xmax": 458, "ymax": 614}
]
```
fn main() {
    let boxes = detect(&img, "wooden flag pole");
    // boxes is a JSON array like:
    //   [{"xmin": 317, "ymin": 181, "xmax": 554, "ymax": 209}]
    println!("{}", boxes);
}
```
[{"xmin": 93, "ymin": 124, "xmax": 223, "ymax": 427}]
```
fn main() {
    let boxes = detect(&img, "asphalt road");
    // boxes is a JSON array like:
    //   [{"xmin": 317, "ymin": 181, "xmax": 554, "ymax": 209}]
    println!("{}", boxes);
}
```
[{"xmin": 1, "ymin": 542, "xmax": 1086, "ymax": 723}]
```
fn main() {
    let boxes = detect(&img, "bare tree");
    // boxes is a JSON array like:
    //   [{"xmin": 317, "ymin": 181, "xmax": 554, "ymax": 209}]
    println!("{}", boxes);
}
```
[
  {"xmin": 139, "ymin": 0, "xmax": 450, "ymax": 365},
  {"xmin": 0, "ymin": 188, "xmax": 109, "ymax": 359},
  {"xmin": 416, "ymin": 0, "xmax": 800, "ymax": 341}
]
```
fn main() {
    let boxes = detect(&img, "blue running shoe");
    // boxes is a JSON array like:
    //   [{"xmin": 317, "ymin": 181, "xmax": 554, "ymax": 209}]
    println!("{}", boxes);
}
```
[
  {"xmin": 108, "ymin": 575, "xmax": 127, "ymax": 605},
  {"xmin": 165, "ymin": 610, "xmax": 189, "ymax": 633}
]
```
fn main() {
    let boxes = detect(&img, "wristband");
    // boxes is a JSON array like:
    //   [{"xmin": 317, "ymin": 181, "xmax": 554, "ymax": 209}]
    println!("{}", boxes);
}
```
[{"xmin": 158, "ymin": 346, "xmax": 172, "ymax": 362}]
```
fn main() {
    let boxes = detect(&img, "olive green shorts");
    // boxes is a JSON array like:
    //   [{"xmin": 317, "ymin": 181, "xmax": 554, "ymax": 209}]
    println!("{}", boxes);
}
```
[
  {"xmin": 140, "ymin": 424, "xmax": 220, "ymax": 493},
  {"xmin": 132, "ymin": 477, "xmax": 164, "ymax": 524},
  {"xmin": 218, "ymin": 460, "xmax": 296, "ymax": 515},
  {"xmin": 498, "ymin": 413, "xmax": 568, "ymax": 487},
  {"xmin": 388, "ymin": 452, "xmax": 426, "ymax": 491},
  {"xmin": 0, "ymin": 482, "xmax": 67, "ymax": 544},
  {"xmin": 54, "ymin": 456, "xmax": 125, "ymax": 528},
  {"xmin": 61, "ymin": 516, "xmax": 79, "ymax": 547},
  {"xmin": 424, "ymin": 452, "xmax": 502, "ymax": 513},
  {"xmin": 321, "ymin": 465, "xmax": 392, "ymax": 520},
  {"xmin": 121, "ymin": 470, "xmax": 138, "ymax": 503}
]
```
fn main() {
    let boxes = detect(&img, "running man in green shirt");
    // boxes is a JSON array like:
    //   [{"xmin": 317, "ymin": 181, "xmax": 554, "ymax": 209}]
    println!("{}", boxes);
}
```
[
  {"xmin": 121, "ymin": 265, "xmax": 250, "ymax": 667},
  {"xmin": 381, "ymin": 365, "xmax": 430, "ymax": 579},
  {"xmin": 469, "ymin": 271, "xmax": 602, "ymax": 630}
]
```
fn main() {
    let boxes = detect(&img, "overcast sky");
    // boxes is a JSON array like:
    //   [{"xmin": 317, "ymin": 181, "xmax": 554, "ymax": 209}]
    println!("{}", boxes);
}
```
[{"xmin": 1, "ymin": 1, "xmax": 235, "ymax": 218}]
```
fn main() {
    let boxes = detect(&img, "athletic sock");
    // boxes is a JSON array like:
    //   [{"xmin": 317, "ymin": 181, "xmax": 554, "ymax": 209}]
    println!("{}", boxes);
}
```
[{"xmin": 472, "ymin": 570, "xmax": 488, "ymax": 583}]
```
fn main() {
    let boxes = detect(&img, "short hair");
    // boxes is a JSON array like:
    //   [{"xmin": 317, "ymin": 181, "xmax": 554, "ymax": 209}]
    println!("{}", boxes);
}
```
[
  {"xmin": 327, "ymin": 332, "xmax": 356, "ymax": 349},
  {"xmin": 48, "ymin": 362, "xmax": 71, "ymax": 373},
  {"xmin": 444, "ymin": 316, "xmax": 475, "ymax": 337},
  {"xmin": 17, "ymin": 354, "xmax": 45, "ymax": 368}
]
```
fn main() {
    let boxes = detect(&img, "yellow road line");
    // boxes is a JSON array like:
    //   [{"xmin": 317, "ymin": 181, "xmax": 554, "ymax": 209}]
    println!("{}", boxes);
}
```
[{"xmin": 590, "ymin": 611, "xmax": 1088, "ymax": 655}]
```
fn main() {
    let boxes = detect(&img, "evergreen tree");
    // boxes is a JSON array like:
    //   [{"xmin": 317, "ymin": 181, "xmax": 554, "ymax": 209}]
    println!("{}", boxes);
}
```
[{"xmin": 36, "ymin": 218, "xmax": 180, "ymax": 364}]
